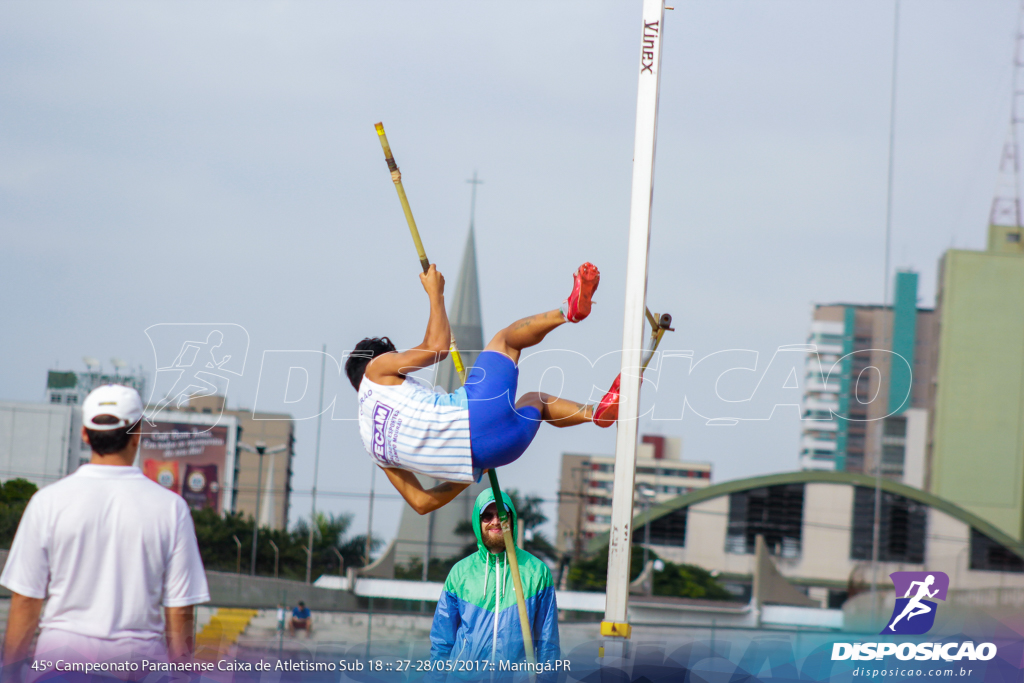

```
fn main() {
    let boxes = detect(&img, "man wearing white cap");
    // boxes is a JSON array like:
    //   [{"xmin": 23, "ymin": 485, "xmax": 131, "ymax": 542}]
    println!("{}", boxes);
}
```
[{"xmin": 0, "ymin": 385, "xmax": 210, "ymax": 672}]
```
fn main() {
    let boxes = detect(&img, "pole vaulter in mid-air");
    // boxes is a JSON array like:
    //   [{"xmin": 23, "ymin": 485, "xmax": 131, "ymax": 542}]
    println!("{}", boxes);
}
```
[{"xmin": 345, "ymin": 261, "xmax": 622, "ymax": 514}]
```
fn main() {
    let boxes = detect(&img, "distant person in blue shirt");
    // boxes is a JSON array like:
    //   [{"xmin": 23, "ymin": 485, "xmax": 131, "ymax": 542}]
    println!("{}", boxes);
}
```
[{"xmin": 289, "ymin": 601, "xmax": 312, "ymax": 636}]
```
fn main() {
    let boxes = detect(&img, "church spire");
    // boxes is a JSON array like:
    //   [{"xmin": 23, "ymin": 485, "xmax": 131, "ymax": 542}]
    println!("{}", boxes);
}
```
[{"xmin": 436, "ymin": 173, "xmax": 485, "ymax": 392}]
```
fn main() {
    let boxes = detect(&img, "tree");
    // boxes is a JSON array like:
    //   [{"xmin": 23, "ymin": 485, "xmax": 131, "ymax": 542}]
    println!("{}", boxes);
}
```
[
  {"xmin": 506, "ymin": 489, "xmax": 559, "ymax": 562},
  {"xmin": 190, "ymin": 508, "xmax": 380, "ymax": 581},
  {"xmin": 0, "ymin": 477, "xmax": 381, "ymax": 583},
  {"xmin": 567, "ymin": 545, "xmax": 733, "ymax": 601},
  {"xmin": 0, "ymin": 479, "xmax": 37, "ymax": 548},
  {"xmin": 396, "ymin": 487, "xmax": 558, "ymax": 580}
]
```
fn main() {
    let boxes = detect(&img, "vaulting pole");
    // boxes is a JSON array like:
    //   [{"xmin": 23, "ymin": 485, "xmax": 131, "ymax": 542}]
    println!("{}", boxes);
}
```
[
  {"xmin": 601, "ymin": 0, "xmax": 667, "ymax": 654},
  {"xmin": 374, "ymin": 123, "xmax": 536, "ymax": 672}
]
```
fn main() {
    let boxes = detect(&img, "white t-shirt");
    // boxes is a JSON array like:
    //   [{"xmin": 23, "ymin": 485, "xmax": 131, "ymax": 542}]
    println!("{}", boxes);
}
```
[
  {"xmin": 357, "ymin": 376, "xmax": 478, "ymax": 483},
  {"xmin": 0, "ymin": 464, "xmax": 210, "ymax": 647}
]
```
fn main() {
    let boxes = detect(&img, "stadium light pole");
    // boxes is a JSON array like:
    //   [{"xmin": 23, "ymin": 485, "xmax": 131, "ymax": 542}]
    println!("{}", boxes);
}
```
[
  {"xmin": 365, "ymin": 464, "xmax": 377, "ymax": 566},
  {"xmin": 332, "ymin": 547, "xmax": 344, "ymax": 576},
  {"xmin": 307, "ymin": 345, "xmax": 327, "ymax": 584},
  {"xmin": 239, "ymin": 440, "xmax": 287, "ymax": 576},
  {"xmin": 871, "ymin": 0, "xmax": 901, "ymax": 627},
  {"xmin": 269, "ymin": 539, "xmax": 280, "ymax": 579}
]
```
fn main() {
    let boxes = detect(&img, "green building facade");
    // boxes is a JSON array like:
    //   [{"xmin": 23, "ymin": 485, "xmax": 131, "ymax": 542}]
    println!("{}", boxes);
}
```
[{"xmin": 930, "ymin": 225, "xmax": 1024, "ymax": 540}]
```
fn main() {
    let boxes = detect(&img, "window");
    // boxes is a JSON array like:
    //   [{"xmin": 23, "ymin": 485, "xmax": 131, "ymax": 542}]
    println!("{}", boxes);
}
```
[
  {"xmin": 645, "ymin": 507, "xmax": 688, "ymax": 547},
  {"xmin": 50, "ymin": 394, "xmax": 62, "ymax": 404},
  {"xmin": 969, "ymin": 528, "xmax": 1024, "ymax": 572},
  {"xmin": 881, "ymin": 444, "xmax": 905, "ymax": 475},
  {"xmin": 1007, "ymin": 231, "xmax": 1021, "ymax": 244},
  {"xmin": 850, "ymin": 487, "xmax": 926, "ymax": 563},
  {"xmin": 883, "ymin": 416, "xmax": 907, "ymax": 438},
  {"xmin": 726, "ymin": 484, "xmax": 805, "ymax": 557}
]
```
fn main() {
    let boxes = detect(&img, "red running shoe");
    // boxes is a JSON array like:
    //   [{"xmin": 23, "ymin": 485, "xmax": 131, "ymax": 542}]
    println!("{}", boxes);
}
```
[
  {"xmin": 563, "ymin": 262, "xmax": 600, "ymax": 323},
  {"xmin": 593, "ymin": 373, "xmax": 621, "ymax": 428}
]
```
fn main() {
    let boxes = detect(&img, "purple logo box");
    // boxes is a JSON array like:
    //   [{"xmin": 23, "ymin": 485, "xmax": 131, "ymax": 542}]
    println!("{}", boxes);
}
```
[{"xmin": 890, "ymin": 571, "xmax": 949, "ymax": 602}]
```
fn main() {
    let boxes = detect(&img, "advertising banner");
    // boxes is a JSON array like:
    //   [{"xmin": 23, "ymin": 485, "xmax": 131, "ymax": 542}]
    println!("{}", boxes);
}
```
[{"xmin": 139, "ymin": 421, "xmax": 229, "ymax": 512}]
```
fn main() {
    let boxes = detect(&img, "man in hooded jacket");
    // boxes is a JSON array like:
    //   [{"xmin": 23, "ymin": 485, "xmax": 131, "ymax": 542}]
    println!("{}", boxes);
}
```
[{"xmin": 427, "ymin": 488, "xmax": 560, "ymax": 682}]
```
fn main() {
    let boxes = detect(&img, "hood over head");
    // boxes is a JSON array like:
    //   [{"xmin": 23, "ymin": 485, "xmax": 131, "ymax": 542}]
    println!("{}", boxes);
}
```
[{"xmin": 472, "ymin": 487, "xmax": 517, "ymax": 555}]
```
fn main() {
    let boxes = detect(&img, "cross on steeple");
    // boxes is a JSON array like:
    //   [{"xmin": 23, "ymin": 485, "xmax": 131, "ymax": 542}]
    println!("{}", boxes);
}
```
[{"xmin": 467, "ymin": 171, "xmax": 484, "ymax": 229}]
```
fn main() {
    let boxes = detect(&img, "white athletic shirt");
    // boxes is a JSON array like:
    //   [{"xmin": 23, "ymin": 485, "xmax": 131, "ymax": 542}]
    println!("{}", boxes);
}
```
[
  {"xmin": 0, "ymin": 464, "xmax": 210, "ymax": 649},
  {"xmin": 358, "ymin": 375, "xmax": 479, "ymax": 483}
]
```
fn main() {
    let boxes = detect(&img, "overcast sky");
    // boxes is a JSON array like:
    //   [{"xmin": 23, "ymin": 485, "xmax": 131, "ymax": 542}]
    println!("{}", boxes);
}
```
[{"xmin": 1, "ymin": 0, "xmax": 1019, "ymax": 550}]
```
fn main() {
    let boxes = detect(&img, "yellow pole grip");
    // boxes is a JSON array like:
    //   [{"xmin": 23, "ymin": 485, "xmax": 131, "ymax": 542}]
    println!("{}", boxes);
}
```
[{"xmin": 375, "ymin": 122, "xmax": 430, "ymax": 274}]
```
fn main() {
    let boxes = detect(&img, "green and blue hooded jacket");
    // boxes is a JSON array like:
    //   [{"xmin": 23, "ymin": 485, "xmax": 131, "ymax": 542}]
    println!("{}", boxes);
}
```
[{"xmin": 427, "ymin": 488, "xmax": 560, "ymax": 682}]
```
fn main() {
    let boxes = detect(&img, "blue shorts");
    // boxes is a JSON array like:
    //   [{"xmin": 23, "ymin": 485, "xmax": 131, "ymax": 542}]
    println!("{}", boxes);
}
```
[{"xmin": 464, "ymin": 351, "xmax": 541, "ymax": 470}]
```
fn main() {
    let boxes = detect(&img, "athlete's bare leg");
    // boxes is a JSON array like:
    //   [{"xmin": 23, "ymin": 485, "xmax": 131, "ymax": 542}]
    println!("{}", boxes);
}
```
[
  {"xmin": 515, "ymin": 392, "xmax": 593, "ymax": 427},
  {"xmin": 890, "ymin": 601, "xmax": 931, "ymax": 630},
  {"xmin": 483, "ymin": 262, "xmax": 599, "ymax": 364},
  {"xmin": 484, "ymin": 310, "xmax": 566, "ymax": 365},
  {"xmin": 906, "ymin": 605, "xmax": 931, "ymax": 620}
]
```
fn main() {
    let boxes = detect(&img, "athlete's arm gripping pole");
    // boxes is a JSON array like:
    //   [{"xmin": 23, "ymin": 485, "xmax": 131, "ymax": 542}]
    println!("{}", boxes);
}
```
[
  {"xmin": 373, "ymin": 123, "xmax": 536, "ymax": 672},
  {"xmin": 374, "ymin": 123, "xmax": 467, "ymax": 381}
]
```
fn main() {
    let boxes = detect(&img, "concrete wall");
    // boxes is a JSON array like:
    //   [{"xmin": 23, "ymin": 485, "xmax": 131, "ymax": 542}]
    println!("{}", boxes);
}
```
[
  {"xmin": 0, "ymin": 552, "xmax": 358, "ymax": 612},
  {"xmin": 205, "ymin": 571, "xmax": 360, "ymax": 611}
]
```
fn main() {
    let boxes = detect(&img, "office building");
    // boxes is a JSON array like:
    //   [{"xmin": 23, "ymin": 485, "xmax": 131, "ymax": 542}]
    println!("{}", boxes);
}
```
[
  {"xmin": 177, "ymin": 394, "xmax": 293, "ymax": 530},
  {"xmin": 799, "ymin": 271, "xmax": 938, "ymax": 486},
  {"xmin": 46, "ymin": 366, "xmax": 146, "ymax": 407},
  {"xmin": 556, "ymin": 434, "xmax": 712, "ymax": 557},
  {"xmin": 45, "ymin": 366, "xmax": 148, "ymax": 467}
]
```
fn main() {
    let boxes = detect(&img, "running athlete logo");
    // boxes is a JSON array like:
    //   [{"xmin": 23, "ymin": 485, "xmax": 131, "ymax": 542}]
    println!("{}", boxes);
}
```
[
  {"xmin": 884, "ymin": 571, "xmax": 949, "ymax": 635},
  {"xmin": 144, "ymin": 323, "xmax": 249, "ymax": 431}
]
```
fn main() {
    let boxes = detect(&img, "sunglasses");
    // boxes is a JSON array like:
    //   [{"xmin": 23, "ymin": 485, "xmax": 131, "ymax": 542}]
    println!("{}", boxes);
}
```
[{"xmin": 480, "ymin": 507, "xmax": 509, "ymax": 523}]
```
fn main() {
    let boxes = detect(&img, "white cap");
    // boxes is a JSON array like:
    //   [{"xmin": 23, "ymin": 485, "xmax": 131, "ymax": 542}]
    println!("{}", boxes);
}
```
[{"xmin": 82, "ymin": 385, "xmax": 144, "ymax": 430}]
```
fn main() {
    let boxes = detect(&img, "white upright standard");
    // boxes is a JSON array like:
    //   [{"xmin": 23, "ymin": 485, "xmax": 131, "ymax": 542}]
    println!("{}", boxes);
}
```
[{"xmin": 601, "ymin": 0, "xmax": 668, "ymax": 652}]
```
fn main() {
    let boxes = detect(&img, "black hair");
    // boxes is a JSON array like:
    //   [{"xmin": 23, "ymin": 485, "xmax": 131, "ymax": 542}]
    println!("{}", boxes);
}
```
[
  {"xmin": 345, "ymin": 337, "xmax": 397, "ymax": 390},
  {"xmin": 85, "ymin": 415, "xmax": 141, "ymax": 455}
]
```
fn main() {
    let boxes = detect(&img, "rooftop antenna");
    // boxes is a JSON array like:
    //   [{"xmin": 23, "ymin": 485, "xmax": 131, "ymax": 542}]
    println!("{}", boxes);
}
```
[
  {"xmin": 990, "ymin": 0, "xmax": 1024, "ymax": 228},
  {"xmin": 82, "ymin": 357, "xmax": 100, "ymax": 373},
  {"xmin": 110, "ymin": 358, "xmax": 127, "ymax": 373}
]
